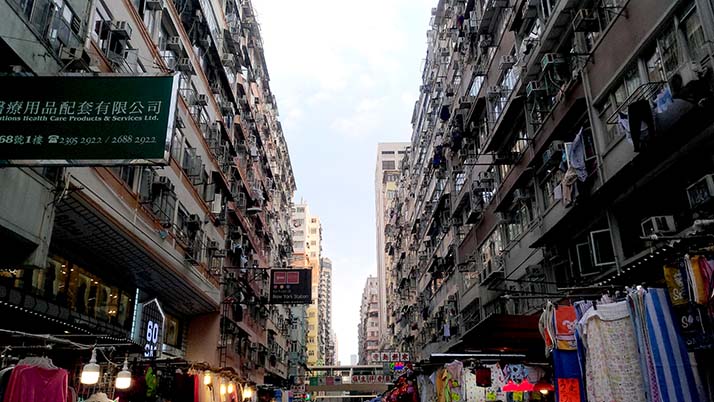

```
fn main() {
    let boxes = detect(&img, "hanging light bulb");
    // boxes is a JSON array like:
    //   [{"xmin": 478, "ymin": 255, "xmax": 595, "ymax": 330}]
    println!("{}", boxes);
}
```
[
  {"xmin": 80, "ymin": 349, "xmax": 100, "ymax": 385},
  {"xmin": 115, "ymin": 358, "xmax": 132, "ymax": 389},
  {"xmin": 204, "ymin": 370, "xmax": 212, "ymax": 385},
  {"xmin": 220, "ymin": 379, "xmax": 227, "ymax": 395},
  {"xmin": 228, "ymin": 381, "xmax": 235, "ymax": 394}
]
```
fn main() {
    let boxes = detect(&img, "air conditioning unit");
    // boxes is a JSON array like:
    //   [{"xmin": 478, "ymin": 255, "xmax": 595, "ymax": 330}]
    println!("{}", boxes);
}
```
[
  {"xmin": 686, "ymin": 173, "xmax": 714, "ymax": 209},
  {"xmin": 195, "ymin": 94, "xmax": 208, "ymax": 106},
  {"xmin": 221, "ymin": 55, "xmax": 235, "ymax": 68},
  {"xmin": 526, "ymin": 81, "xmax": 545, "ymax": 98},
  {"xmin": 59, "ymin": 47, "xmax": 83, "ymax": 61},
  {"xmin": 479, "ymin": 35, "xmax": 493, "ymax": 48},
  {"xmin": 166, "ymin": 36, "xmax": 182, "ymax": 53},
  {"xmin": 176, "ymin": 58, "xmax": 194, "ymax": 74},
  {"xmin": 542, "ymin": 140, "xmax": 565, "ymax": 166},
  {"xmin": 153, "ymin": 176, "xmax": 172, "ymax": 189},
  {"xmin": 145, "ymin": 0, "xmax": 163, "ymax": 10},
  {"xmin": 513, "ymin": 188, "xmax": 530, "ymax": 201},
  {"xmin": 499, "ymin": 55, "xmax": 517, "ymax": 70},
  {"xmin": 541, "ymin": 53, "xmax": 565, "ymax": 71},
  {"xmin": 187, "ymin": 214, "xmax": 202, "ymax": 228},
  {"xmin": 207, "ymin": 240, "xmax": 220, "ymax": 250},
  {"xmin": 641, "ymin": 216, "xmax": 676, "ymax": 237},
  {"xmin": 573, "ymin": 9, "xmax": 599, "ymax": 32},
  {"xmin": 110, "ymin": 21, "xmax": 132, "ymax": 39}
]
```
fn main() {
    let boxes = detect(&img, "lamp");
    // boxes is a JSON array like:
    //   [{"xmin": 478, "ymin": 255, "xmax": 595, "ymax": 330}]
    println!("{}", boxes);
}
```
[
  {"xmin": 80, "ymin": 348, "xmax": 100, "ymax": 385},
  {"xmin": 533, "ymin": 381, "xmax": 555, "ymax": 395},
  {"xmin": 228, "ymin": 381, "xmax": 235, "ymax": 394},
  {"xmin": 242, "ymin": 385, "xmax": 253, "ymax": 400},
  {"xmin": 220, "ymin": 379, "xmax": 227, "ymax": 395},
  {"xmin": 204, "ymin": 371, "xmax": 212, "ymax": 385},
  {"xmin": 115, "ymin": 358, "xmax": 132, "ymax": 389}
]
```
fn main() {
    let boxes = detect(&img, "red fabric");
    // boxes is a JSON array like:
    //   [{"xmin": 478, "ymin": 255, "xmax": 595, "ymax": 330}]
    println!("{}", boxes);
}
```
[
  {"xmin": 554, "ymin": 306, "xmax": 577, "ymax": 350},
  {"xmin": 2, "ymin": 364, "xmax": 67, "ymax": 402},
  {"xmin": 475, "ymin": 368, "xmax": 491, "ymax": 387},
  {"xmin": 194, "ymin": 373, "xmax": 200, "ymax": 402}
]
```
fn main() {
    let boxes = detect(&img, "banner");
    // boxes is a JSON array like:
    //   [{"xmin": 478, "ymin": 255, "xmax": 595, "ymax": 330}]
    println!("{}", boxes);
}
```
[
  {"xmin": 0, "ymin": 74, "xmax": 179, "ymax": 165},
  {"xmin": 269, "ymin": 269, "xmax": 312, "ymax": 304}
]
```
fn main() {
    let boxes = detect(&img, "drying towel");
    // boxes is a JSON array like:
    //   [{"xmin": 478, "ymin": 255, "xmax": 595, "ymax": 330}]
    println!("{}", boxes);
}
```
[{"xmin": 554, "ymin": 305, "xmax": 577, "ymax": 350}]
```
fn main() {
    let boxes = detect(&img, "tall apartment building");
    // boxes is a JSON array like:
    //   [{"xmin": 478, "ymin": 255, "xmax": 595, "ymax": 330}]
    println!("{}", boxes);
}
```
[
  {"xmin": 291, "ymin": 202, "xmax": 324, "ymax": 365},
  {"xmin": 375, "ymin": 143, "xmax": 410, "ymax": 347},
  {"xmin": 319, "ymin": 257, "xmax": 335, "ymax": 365},
  {"xmin": 385, "ymin": 0, "xmax": 714, "ymax": 373},
  {"xmin": 357, "ymin": 276, "xmax": 380, "ymax": 364},
  {"xmin": 0, "ymin": 0, "xmax": 296, "ymax": 391}
]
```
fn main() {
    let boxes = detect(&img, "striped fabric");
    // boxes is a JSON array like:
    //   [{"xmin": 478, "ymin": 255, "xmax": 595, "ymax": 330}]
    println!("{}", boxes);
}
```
[
  {"xmin": 644, "ymin": 289, "xmax": 701, "ymax": 402},
  {"xmin": 628, "ymin": 289, "xmax": 662, "ymax": 402}
]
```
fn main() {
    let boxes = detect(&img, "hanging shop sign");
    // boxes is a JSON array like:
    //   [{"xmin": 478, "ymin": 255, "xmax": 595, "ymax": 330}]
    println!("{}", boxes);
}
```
[
  {"xmin": 140, "ymin": 298, "xmax": 165, "ymax": 358},
  {"xmin": 0, "ymin": 74, "xmax": 179, "ymax": 166},
  {"xmin": 370, "ymin": 351, "xmax": 410, "ymax": 363},
  {"xmin": 269, "ymin": 269, "xmax": 312, "ymax": 304},
  {"xmin": 350, "ymin": 374, "xmax": 390, "ymax": 384}
]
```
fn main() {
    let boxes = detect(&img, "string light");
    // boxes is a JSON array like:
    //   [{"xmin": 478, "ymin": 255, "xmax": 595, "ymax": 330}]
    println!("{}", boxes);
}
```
[
  {"xmin": 204, "ymin": 370, "xmax": 212, "ymax": 385},
  {"xmin": 228, "ymin": 381, "xmax": 235, "ymax": 394},
  {"xmin": 242, "ymin": 386, "xmax": 253, "ymax": 399},
  {"xmin": 80, "ymin": 349, "xmax": 100, "ymax": 385},
  {"xmin": 220, "ymin": 379, "xmax": 227, "ymax": 395}
]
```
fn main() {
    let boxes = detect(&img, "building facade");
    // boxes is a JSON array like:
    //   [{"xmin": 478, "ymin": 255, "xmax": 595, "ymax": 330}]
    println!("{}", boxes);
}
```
[
  {"xmin": 291, "ymin": 202, "xmax": 325, "ymax": 366},
  {"xmin": 357, "ymin": 276, "xmax": 380, "ymax": 364},
  {"xmin": 319, "ymin": 257, "xmax": 335, "ymax": 365},
  {"xmin": 375, "ymin": 142, "xmax": 410, "ymax": 348},
  {"xmin": 0, "ymin": 0, "xmax": 297, "ymax": 391},
  {"xmin": 385, "ymin": 0, "xmax": 714, "ymax": 380}
]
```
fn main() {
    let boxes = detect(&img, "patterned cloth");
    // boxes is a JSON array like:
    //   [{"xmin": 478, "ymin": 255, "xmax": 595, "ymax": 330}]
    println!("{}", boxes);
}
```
[
  {"xmin": 578, "ymin": 300, "xmax": 646, "ymax": 402},
  {"xmin": 460, "ymin": 368, "xmax": 479, "ymax": 402},
  {"xmin": 555, "ymin": 305, "xmax": 578, "ymax": 350}
]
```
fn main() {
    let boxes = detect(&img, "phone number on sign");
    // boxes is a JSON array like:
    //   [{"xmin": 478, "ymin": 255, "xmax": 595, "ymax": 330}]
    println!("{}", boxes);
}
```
[{"xmin": 0, "ymin": 135, "xmax": 158, "ymax": 145}]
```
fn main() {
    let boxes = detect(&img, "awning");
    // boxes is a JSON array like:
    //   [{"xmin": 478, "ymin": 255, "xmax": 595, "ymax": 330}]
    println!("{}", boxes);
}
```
[
  {"xmin": 52, "ymin": 192, "xmax": 220, "ymax": 316},
  {"xmin": 451, "ymin": 313, "xmax": 544, "ymax": 360}
]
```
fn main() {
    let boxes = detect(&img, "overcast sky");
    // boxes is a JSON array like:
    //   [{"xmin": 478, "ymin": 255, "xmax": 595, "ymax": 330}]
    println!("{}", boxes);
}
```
[{"xmin": 252, "ymin": 0, "xmax": 433, "ymax": 364}]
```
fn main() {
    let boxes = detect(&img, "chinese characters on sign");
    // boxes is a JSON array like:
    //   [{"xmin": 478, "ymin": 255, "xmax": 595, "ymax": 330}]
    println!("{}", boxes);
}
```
[
  {"xmin": 370, "ymin": 351, "xmax": 410, "ymax": 363},
  {"xmin": 0, "ymin": 75, "xmax": 178, "ymax": 164}
]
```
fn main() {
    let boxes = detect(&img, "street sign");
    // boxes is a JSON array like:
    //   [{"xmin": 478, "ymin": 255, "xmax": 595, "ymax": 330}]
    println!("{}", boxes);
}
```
[
  {"xmin": 0, "ymin": 75, "xmax": 179, "ymax": 165},
  {"xmin": 269, "ymin": 269, "xmax": 312, "ymax": 304}
]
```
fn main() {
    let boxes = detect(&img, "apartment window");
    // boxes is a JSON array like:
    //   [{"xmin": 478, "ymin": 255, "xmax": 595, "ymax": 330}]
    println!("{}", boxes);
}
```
[
  {"xmin": 113, "ymin": 166, "xmax": 135, "ymax": 189},
  {"xmin": 297, "ymin": 207, "xmax": 305, "ymax": 213},
  {"xmin": 506, "ymin": 200, "xmax": 533, "ymax": 244},
  {"xmin": 294, "ymin": 230, "xmax": 304, "ymax": 237},
  {"xmin": 171, "ymin": 128, "xmax": 184, "ymax": 162},
  {"xmin": 386, "ymin": 190, "xmax": 396, "ymax": 200},
  {"xmin": 381, "ymin": 150, "xmax": 395, "ymax": 155},
  {"xmin": 382, "ymin": 160, "xmax": 396, "ymax": 170},
  {"xmin": 310, "ymin": 240, "xmax": 317, "ymax": 246},
  {"xmin": 310, "ymin": 228, "xmax": 317, "ymax": 235},
  {"xmin": 470, "ymin": 76, "xmax": 485, "ymax": 97},
  {"xmin": 682, "ymin": 7, "xmax": 706, "ymax": 62},
  {"xmin": 311, "ymin": 218, "xmax": 317, "ymax": 223},
  {"xmin": 293, "ymin": 219, "xmax": 304, "ymax": 227}
]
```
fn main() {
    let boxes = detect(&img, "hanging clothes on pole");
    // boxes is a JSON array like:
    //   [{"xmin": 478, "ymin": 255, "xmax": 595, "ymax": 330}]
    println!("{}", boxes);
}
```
[
  {"xmin": 578, "ymin": 300, "xmax": 646, "ymax": 402},
  {"xmin": 2, "ymin": 361, "xmax": 68, "ymax": 402}
]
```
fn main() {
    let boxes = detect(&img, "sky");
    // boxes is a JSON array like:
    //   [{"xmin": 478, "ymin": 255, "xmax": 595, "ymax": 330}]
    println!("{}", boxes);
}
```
[{"xmin": 251, "ymin": 0, "xmax": 434, "ymax": 364}]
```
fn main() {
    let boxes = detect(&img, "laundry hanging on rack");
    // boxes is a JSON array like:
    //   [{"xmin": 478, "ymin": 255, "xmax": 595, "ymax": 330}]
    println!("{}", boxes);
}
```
[{"xmin": 2, "ymin": 359, "xmax": 68, "ymax": 402}]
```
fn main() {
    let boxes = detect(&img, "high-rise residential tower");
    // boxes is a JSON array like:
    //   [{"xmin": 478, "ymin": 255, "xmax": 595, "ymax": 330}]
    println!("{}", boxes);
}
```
[
  {"xmin": 357, "ymin": 276, "xmax": 380, "ymax": 364},
  {"xmin": 375, "ymin": 143, "xmax": 410, "ymax": 346}
]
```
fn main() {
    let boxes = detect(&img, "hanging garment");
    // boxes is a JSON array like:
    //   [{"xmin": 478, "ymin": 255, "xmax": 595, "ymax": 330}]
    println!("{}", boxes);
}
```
[
  {"xmin": 687, "ymin": 255, "xmax": 708, "ymax": 304},
  {"xmin": 578, "ymin": 301, "xmax": 646, "ymax": 402},
  {"xmin": 568, "ymin": 129, "xmax": 588, "ymax": 182},
  {"xmin": 627, "ymin": 99, "xmax": 656, "ymax": 152},
  {"xmin": 554, "ymin": 305, "xmax": 578, "ymax": 350},
  {"xmin": 460, "ymin": 368, "xmax": 478, "ymax": 402},
  {"xmin": 644, "ymin": 288, "xmax": 701, "ymax": 402},
  {"xmin": 443, "ymin": 323, "xmax": 451, "ymax": 339},
  {"xmin": 552, "ymin": 350, "xmax": 584, "ymax": 402},
  {"xmin": 664, "ymin": 261, "xmax": 690, "ymax": 306},
  {"xmin": 475, "ymin": 368, "xmax": 491, "ymax": 388},
  {"xmin": 440, "ymin": 106, "xmax": 451, "ymax": 121},
  {"xmin": 487, "ymin": 364, "xmax": 506, "ymax": 401},
  {"xmin": 0, "ymin": 367, "xmax": 13, "ymax": 402},
  {"xmin": 561, "ymin": 168, "xmax": 579, "ymax": 206},
  {"xmin": 435, "ymin": 368, "xmax": 446, "ymax": 402},
  {"xmin": 2, "ymin": 364, "xmax": 68, "ymax": 402},
  {"xmin": 628, "ymin": 288, "xmax": 663, "ymax": 402},
  {"xmin": 443, "ymin": 361, "xmax": 463, "ymax": 402},
  {"xmin": 502, "ymin": 365, "xmax": 528, "ymax": 383},
  {"xmin": 417, "ymin": 375, "xmax": 436, "ymax": 402},
  {"xmin": 538, "ymin": 302, "xmax": 556, "ymax": 356}
]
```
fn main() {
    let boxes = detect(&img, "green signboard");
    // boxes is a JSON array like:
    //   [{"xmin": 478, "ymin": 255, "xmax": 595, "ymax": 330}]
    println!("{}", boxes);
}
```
[{"xmin": 0, "ymin": 74, "xmax": 179, "ymax": 165}]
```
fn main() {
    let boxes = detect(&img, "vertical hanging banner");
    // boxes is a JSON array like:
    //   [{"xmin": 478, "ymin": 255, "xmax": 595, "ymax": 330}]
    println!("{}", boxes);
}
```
[
  {"xmin": 269, "ymin": 269, "xmax": 312, "ymax": 304},
  {"xmin": 140, "ymin": 299, "xmax": 165, "ymax": 358},
  {"xmin": 0, "ymin": 74, "xmax": 179, "ymax": 166}
]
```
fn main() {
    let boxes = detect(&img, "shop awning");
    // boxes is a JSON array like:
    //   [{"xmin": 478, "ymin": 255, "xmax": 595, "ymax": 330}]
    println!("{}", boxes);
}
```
[
  {"xmin": 451, "ymin": 313, "xmax": 544, "ymax": 360},
  {"xmin": 52, "ymin": 192, "xmax": 220, "ymax": 316}
]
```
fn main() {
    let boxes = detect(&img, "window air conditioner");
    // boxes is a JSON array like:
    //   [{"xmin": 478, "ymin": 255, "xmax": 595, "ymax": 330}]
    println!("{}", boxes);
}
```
[
  {"xmin": 499, "ymin": 55, "xmax": 517, "ymax": 70},
  {"xmin": 176, "ymin": 58, "xmax": 194, "ymax": 74},
  {"xmin": 59, "ymin": 47, "xmax": 83, "ymax": 61},
  {"xmin": 686, "ymin": 173, "xmax": 714, "ymax": 209},
  {"xmin": 641, "ymin": 216, "xmax": 676, "ymax": 237},
  {"xmin": 221, "ymin": 55, "xmax": 235, "ymax": 68},
  {"xmin": 526, "ymin": 81, "xmax": 545, "ymax": 98},
  {"xmin": 542, "ymin": 140, "xmax": 564, "ymax": 166},
  {"xmin": 207, "ymin": 240, "xmax": 220, "ymax": 250},
  {"xmin": 187, "ymin": 214, "xmax": 202, "ymax": 228},
  {"xmin": 541, "ymin": 53, "xmax": 565, "ymax": 71},
  {"xmin": 166, "ymin": 36, "xmax": 182, "ymax": 52},
  {"xmin": 573, "ymin": 9, "xmax": 599, "ymax": 32},
  {"xmin": 196, "ymin": 94, "xmax": 208, "ymax": 106},
  {"xmin": 153, "ymin": 176, "xmax": 172, "ymax": 190},
  {"xmin": 110, "ymin": 21, "xmax": 132, "ymax": 40}
]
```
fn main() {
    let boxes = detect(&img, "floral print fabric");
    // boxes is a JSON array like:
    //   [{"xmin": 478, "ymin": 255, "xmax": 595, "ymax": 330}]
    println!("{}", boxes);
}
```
[{"xmin": 579, "ymin": 300, "xmax": 646, "ymax": 402}]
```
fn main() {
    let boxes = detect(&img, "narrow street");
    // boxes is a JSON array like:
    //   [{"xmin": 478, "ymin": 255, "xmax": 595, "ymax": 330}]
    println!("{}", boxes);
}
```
[{"xmin": 0, "ymin": 1, "xmax": 713, "ymax": 402}]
